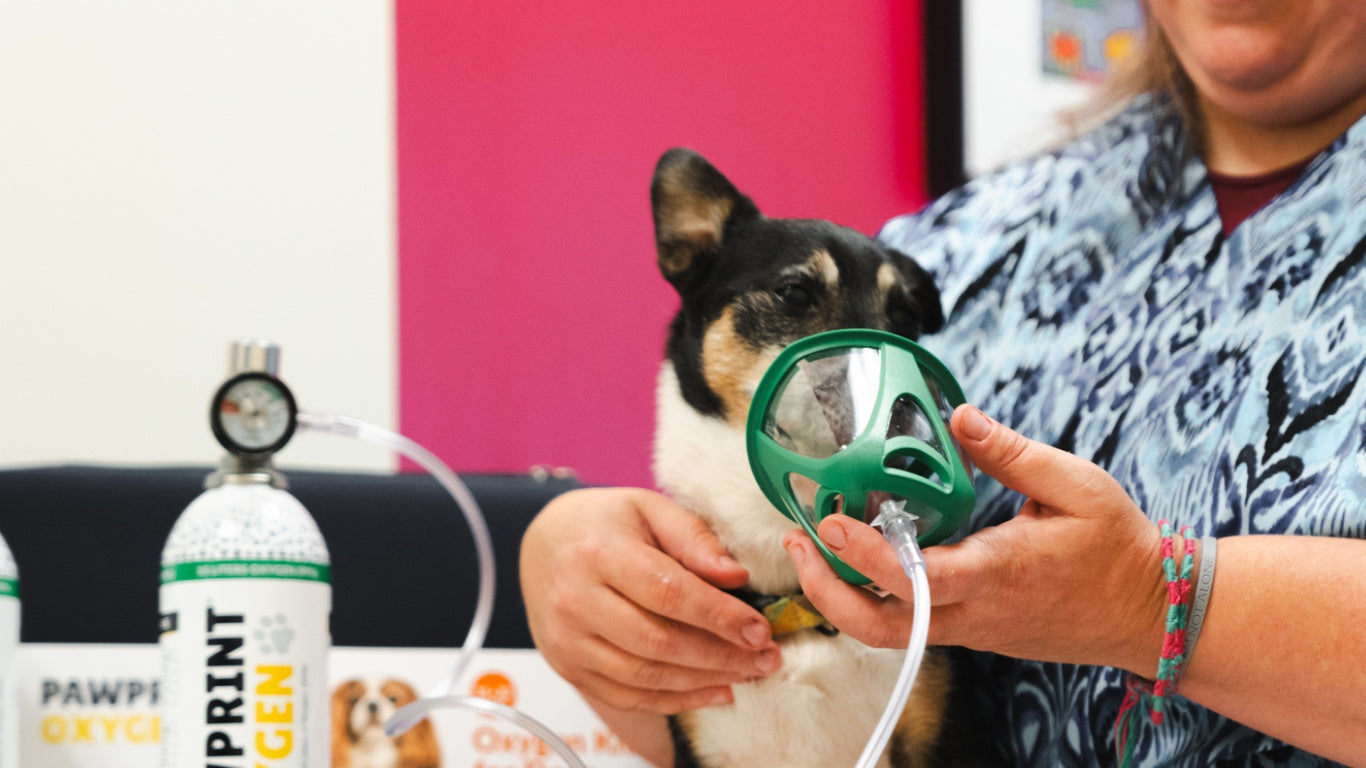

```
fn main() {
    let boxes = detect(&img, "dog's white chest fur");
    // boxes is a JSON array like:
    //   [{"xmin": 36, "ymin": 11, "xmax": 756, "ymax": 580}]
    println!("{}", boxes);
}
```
[
  {"xmin": 654, "ymin": 363, "xmax": 907, "ymax": 766},
  {"xmin": 691, "ymin": 632, "xmax": 905, "ymax": 767},
  {"xmin": 346, "ymin": 736, "xmax": 400, "ymax": 768},
  {"xmin": 653, "ymin": 364, "xmax": 800, "ymax": 594}
]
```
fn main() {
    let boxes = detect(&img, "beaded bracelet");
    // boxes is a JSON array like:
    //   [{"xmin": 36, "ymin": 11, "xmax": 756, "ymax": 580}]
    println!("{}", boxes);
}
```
[{"xmin": 1115, "ymin": 520, "xmax": 1195, "ymax": 766}]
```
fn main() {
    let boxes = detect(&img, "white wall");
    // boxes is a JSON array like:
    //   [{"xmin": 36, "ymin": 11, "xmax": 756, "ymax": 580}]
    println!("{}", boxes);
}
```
[
  {"xmin": 0, "ymin": 2, "xmax": 396, "ymax": 472},
  {"xmin": 963, "ymin": 0, "xmax": 1097, "ymax": 177}
]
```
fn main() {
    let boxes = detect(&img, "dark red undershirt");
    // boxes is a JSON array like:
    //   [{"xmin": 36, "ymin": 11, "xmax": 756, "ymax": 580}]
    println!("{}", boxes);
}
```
[{"xmin": 1207, "ymin": 157, "xmax": 1314, "ymax": 237}]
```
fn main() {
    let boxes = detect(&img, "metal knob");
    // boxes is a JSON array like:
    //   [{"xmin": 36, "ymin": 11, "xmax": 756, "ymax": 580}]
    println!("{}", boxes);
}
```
[{"xmin": 228, "ymin": 338, "xmax": 281, "ymax": 376}]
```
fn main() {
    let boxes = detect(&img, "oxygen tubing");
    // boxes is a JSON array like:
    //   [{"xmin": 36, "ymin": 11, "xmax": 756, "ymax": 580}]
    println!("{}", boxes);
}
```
[
  {"xmin": 854, "ymin": 508, "xmax": 933, "ymax": 768},
  {"xmin": 295, "ymin": 411, "xmax": 588, "ymax": 768}
]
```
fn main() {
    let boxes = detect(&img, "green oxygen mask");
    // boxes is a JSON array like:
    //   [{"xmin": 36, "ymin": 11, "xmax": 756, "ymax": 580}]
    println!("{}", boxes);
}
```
[{"xmin": 746, "ymin": 329, "xmax": 975, "ymax": 584}]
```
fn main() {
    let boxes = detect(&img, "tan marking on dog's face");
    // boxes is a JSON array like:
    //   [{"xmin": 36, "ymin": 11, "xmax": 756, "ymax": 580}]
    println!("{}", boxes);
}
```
[
  {"xmin": 813, "ymin": 249, "xmax": 839, "ymax": 287},
  {"xmin": 776, "ymin": 250, "xmax": 840, "ymax": 299},
  {"xmin": 876, "ymin": 262, "xmax": 898, "ymax": 293},
  {"xmin": 874, "ymin": 262, "xmax": 901, "ymax": 331},
  {"xmin": 701, "ymin": 307, "xmax": 780, "ymax": 426}
]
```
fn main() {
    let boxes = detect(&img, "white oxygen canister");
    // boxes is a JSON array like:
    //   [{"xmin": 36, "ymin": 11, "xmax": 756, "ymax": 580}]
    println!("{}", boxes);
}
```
[
  {"xmin": 159, "ymin": 478, "xmax": 331, "ymax": 768},
  {"xmin": 0, "ymin": 532, "xmax": 17, "ymax": 768},
  {"xmin": 159, "ymin": 339, "xmax": 331, "ymax": 768}
]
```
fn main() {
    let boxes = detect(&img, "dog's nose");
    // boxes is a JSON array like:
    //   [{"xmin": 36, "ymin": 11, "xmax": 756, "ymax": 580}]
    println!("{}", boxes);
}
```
[{"xmin": 367, "ymin": 701, "xmax": 379, "ymax": 714}]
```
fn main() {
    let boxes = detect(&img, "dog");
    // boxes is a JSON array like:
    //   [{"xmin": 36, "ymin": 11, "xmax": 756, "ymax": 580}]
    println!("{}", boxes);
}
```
[
  {"xmin": 650, "ymin": 148, "xmax": 958, "ymax": 767},
  {"xmin": 331, "ymin": 678, "xmax": 441, "ymax": 768}
]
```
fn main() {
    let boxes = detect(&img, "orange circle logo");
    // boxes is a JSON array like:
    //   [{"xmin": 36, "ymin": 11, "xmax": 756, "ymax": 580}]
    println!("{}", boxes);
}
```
[{"xmin": 470, "ymin": 671, "xmax": 517, "ymax": 707}]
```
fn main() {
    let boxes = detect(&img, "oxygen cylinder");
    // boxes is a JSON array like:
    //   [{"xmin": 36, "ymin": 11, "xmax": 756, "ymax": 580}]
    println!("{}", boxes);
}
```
[
  {"xmin": 0, "ymin": 532, "xmax": 17, "ymax": 768},
  {"xmin": 159, "ymin": 341, "xmax": 331, "ymax": 768}
]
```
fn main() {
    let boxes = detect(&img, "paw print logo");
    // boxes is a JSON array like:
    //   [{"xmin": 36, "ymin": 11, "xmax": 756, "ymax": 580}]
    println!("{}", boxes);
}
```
[{"xmin": 255, "ymin": 614, "xmax": 295, "ymax": 654}]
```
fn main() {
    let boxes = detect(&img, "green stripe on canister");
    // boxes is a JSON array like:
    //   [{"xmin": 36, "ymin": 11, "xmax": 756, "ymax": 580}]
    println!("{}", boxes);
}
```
[{"xmin": 160, "ymin": 560, "xmax": 331, "ymax": 584}]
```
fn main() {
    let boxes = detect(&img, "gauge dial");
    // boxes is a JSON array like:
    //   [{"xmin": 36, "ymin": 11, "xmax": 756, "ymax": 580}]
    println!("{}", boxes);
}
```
[{"xmin": 210, "ymin": 372, "xmax": 298, "ymax": 455}]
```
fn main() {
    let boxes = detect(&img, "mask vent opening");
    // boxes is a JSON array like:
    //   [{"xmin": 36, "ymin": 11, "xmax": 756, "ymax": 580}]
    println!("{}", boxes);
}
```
[
  {"xmin": 887, "ymin": 394, "xmax": 942, "ymax": 451},
  {"xmin": 884, "ymin": 454, "xmax": 945, "ymax": 488},
  {"xmin": 785, "ymin": 473, "xmax": 843, "ymax": 526}
]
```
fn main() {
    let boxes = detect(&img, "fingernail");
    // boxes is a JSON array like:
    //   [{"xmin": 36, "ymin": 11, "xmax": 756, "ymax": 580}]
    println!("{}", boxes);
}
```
[
  {"xmin": 755, "ymin": 650, "xmax": 780, "ymax": 675},
  {"xmin": 742, "ymin": 620, "xmax": 770, "ymax": 649},
  {"xmin": 784, "ymin": 538, "xmax": 808, "ymax": 566},
  {"xmin": 717, "ymin": 554, "xmax": 743, "ymax": 571},
  {"xmin": 710, "ymin": 688, "xmax": 733, "ymax": 707},
  {"xmin": 959, "ymin": 405, "xmax": 992, "ymax": 441},
  {"xmin": 821, "ymin": 520, "xmax": 848, "ymax": 551}
]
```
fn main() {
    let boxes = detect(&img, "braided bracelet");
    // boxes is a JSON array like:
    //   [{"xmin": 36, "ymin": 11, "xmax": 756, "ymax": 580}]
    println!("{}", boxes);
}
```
[
  {"xmin": 1116, "ymin": 520, "xmax": 1195, "ymax": 765},
  {"xmin": 1151, "ymin": 520, "xmax": 1195, "ymax": 722}
]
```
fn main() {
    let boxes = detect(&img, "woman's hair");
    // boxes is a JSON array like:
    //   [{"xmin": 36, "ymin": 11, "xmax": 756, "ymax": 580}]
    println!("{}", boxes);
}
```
[{"xmin": 1069, "ymin": 3, "xmax": 1200, "ymax": 146}]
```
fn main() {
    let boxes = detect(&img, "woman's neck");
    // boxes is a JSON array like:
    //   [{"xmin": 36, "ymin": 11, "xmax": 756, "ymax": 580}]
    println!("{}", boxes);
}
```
[{"xmin": 1199, "ymin": 88, "xmax": 1366, "ymax": 176}]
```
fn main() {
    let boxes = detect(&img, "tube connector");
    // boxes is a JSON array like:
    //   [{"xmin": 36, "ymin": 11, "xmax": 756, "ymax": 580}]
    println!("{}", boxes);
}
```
[
  {"xmin": 874, "ymin": 500, "xmax": 928, "ymax": 575},
  {"xmin": 296, "ymin": 410, "xmax": 363, "ymax": 438}
]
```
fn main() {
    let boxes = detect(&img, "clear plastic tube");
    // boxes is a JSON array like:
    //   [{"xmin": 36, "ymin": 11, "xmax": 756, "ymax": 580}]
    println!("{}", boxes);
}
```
[
  {"xmin": 855, "ymin": 507, "xmax": 932, "ymax": 768},
  {"xmin": 295, "ymin": 411, "xmax": 587, "ymax": 767},
  {"xmin": 297, "ymin": 411, "xmax": 494, "ymax": 705},
  {"xmin": 375, "ymin": 694, "xmax": 589, "ymax": 768}
]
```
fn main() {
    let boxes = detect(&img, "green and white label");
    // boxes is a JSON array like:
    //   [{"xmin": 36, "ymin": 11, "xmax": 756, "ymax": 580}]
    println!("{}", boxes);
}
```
[{"xmin": 159, "ymin": 576, "xmax": 329, "ymax": 768}]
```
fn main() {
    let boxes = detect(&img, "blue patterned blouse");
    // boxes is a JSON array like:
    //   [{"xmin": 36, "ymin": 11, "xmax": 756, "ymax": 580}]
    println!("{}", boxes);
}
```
[{"xmin": 878, "ymin": 96, "xmax": 1366, "ymax": 767}]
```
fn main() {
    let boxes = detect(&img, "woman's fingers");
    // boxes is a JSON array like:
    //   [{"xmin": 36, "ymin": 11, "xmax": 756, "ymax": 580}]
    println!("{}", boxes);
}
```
[
  {"xmin": 951, "ymin": 405, "xmax": 1120, "ymax": 515},
  {"xmin": 630, "ymin": 487, "xmax": 752, "ymax": 590},
  {"xmin": 586, "ymin": 570, "xmax": 781, "ymax": 679},
  {"xmin": 598, "ymin": 518, "xmax": 774, "ymax": 654},
  {"xmin": 815, "ymin": 516, "xmax": 916, "ymax": 594},
  {"xmin": 782, "ymin": 530, "xmax": 917, "ymax": 648},
  {"xmin": 522, "ymin": 487, "xmax": 782, "ymax": 716},
  {"xmin": 575, "ymin": 666, "xmax": 736, "ymax": 715},
  {"xmin": 575, "ymin": 616, "xmax": 775, "ymax": 694}
]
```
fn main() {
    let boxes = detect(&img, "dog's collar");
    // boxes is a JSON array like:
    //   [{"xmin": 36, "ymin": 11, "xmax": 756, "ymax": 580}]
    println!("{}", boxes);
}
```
[{"xmin": 727, "ymin": 587, "xmax": 838, "ymax": 637}]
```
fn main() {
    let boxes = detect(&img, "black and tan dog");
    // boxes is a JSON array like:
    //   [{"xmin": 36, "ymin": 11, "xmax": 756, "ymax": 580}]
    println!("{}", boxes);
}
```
[{"xmin": 650, "ymin": 148, "xmax": 958, "ymax": 767}]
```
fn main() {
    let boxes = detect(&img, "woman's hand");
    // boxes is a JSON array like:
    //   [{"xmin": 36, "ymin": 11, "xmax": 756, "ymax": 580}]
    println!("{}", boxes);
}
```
[
  {"xmin": 785, "ymin": 405, "xmax": 1168, "ymax": 675},
  {"xmin": 520, "ymin": 487, "xmax": 781, "ymax": 715}
]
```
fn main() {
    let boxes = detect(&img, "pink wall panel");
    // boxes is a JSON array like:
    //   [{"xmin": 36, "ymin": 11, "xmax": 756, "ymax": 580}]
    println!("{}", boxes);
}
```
[{"xmin": 398, "ymin": 1, "xmax": 927, "ymax": 486}]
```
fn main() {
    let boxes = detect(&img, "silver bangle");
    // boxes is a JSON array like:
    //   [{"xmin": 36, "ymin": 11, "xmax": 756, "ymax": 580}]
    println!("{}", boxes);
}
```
[{"xmin": 1184, "ymin": 536, "xmax": 1218, "ymax": 663}]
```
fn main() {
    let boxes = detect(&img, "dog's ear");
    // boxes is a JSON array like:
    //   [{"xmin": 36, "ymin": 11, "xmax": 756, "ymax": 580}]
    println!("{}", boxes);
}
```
[
  {"xmin": 380, "ymin": 679, "xmax": 440, "ymax": 768},
  {"xmin": 330, "ymin": 680, "xmax": 364, "ymax": 767},
  {"xmin": 651, "ymin": 148, "xmax": 760, "ymax": 288},
  {"xmin": 395, "ymin": 716, "xmax": 442, "ymax": 768},
  {"xmin": 889, "ymin": 247, "xmax": 946, "ymax": 337}
]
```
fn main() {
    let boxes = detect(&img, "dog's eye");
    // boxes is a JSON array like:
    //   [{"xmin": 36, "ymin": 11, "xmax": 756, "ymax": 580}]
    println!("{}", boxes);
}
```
[
  {"xmin": 775, "ymin": 282, "xmax": 815, "ymax": 310},
  {"xmin": 887, "ymin": 303, "xmax": 919, "ymax": 337}
]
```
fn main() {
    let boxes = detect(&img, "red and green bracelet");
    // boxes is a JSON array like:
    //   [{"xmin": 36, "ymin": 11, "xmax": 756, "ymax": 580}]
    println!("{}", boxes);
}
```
[{"xmin": 1116, "ymin": 519, "xmax": 1195, "ymax": 766}]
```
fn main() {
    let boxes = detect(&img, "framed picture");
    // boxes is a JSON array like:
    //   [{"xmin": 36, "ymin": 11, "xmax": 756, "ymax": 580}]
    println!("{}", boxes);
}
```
[{"xmin": 923, "ymin": 0, "xmax": 1140, "ymax": 195}]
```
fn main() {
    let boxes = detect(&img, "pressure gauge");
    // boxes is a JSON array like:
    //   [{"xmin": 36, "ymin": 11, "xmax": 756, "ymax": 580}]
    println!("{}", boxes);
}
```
[{"xmin": 210, "ymin": 371, "xmax": 298, "ymax": 456}]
